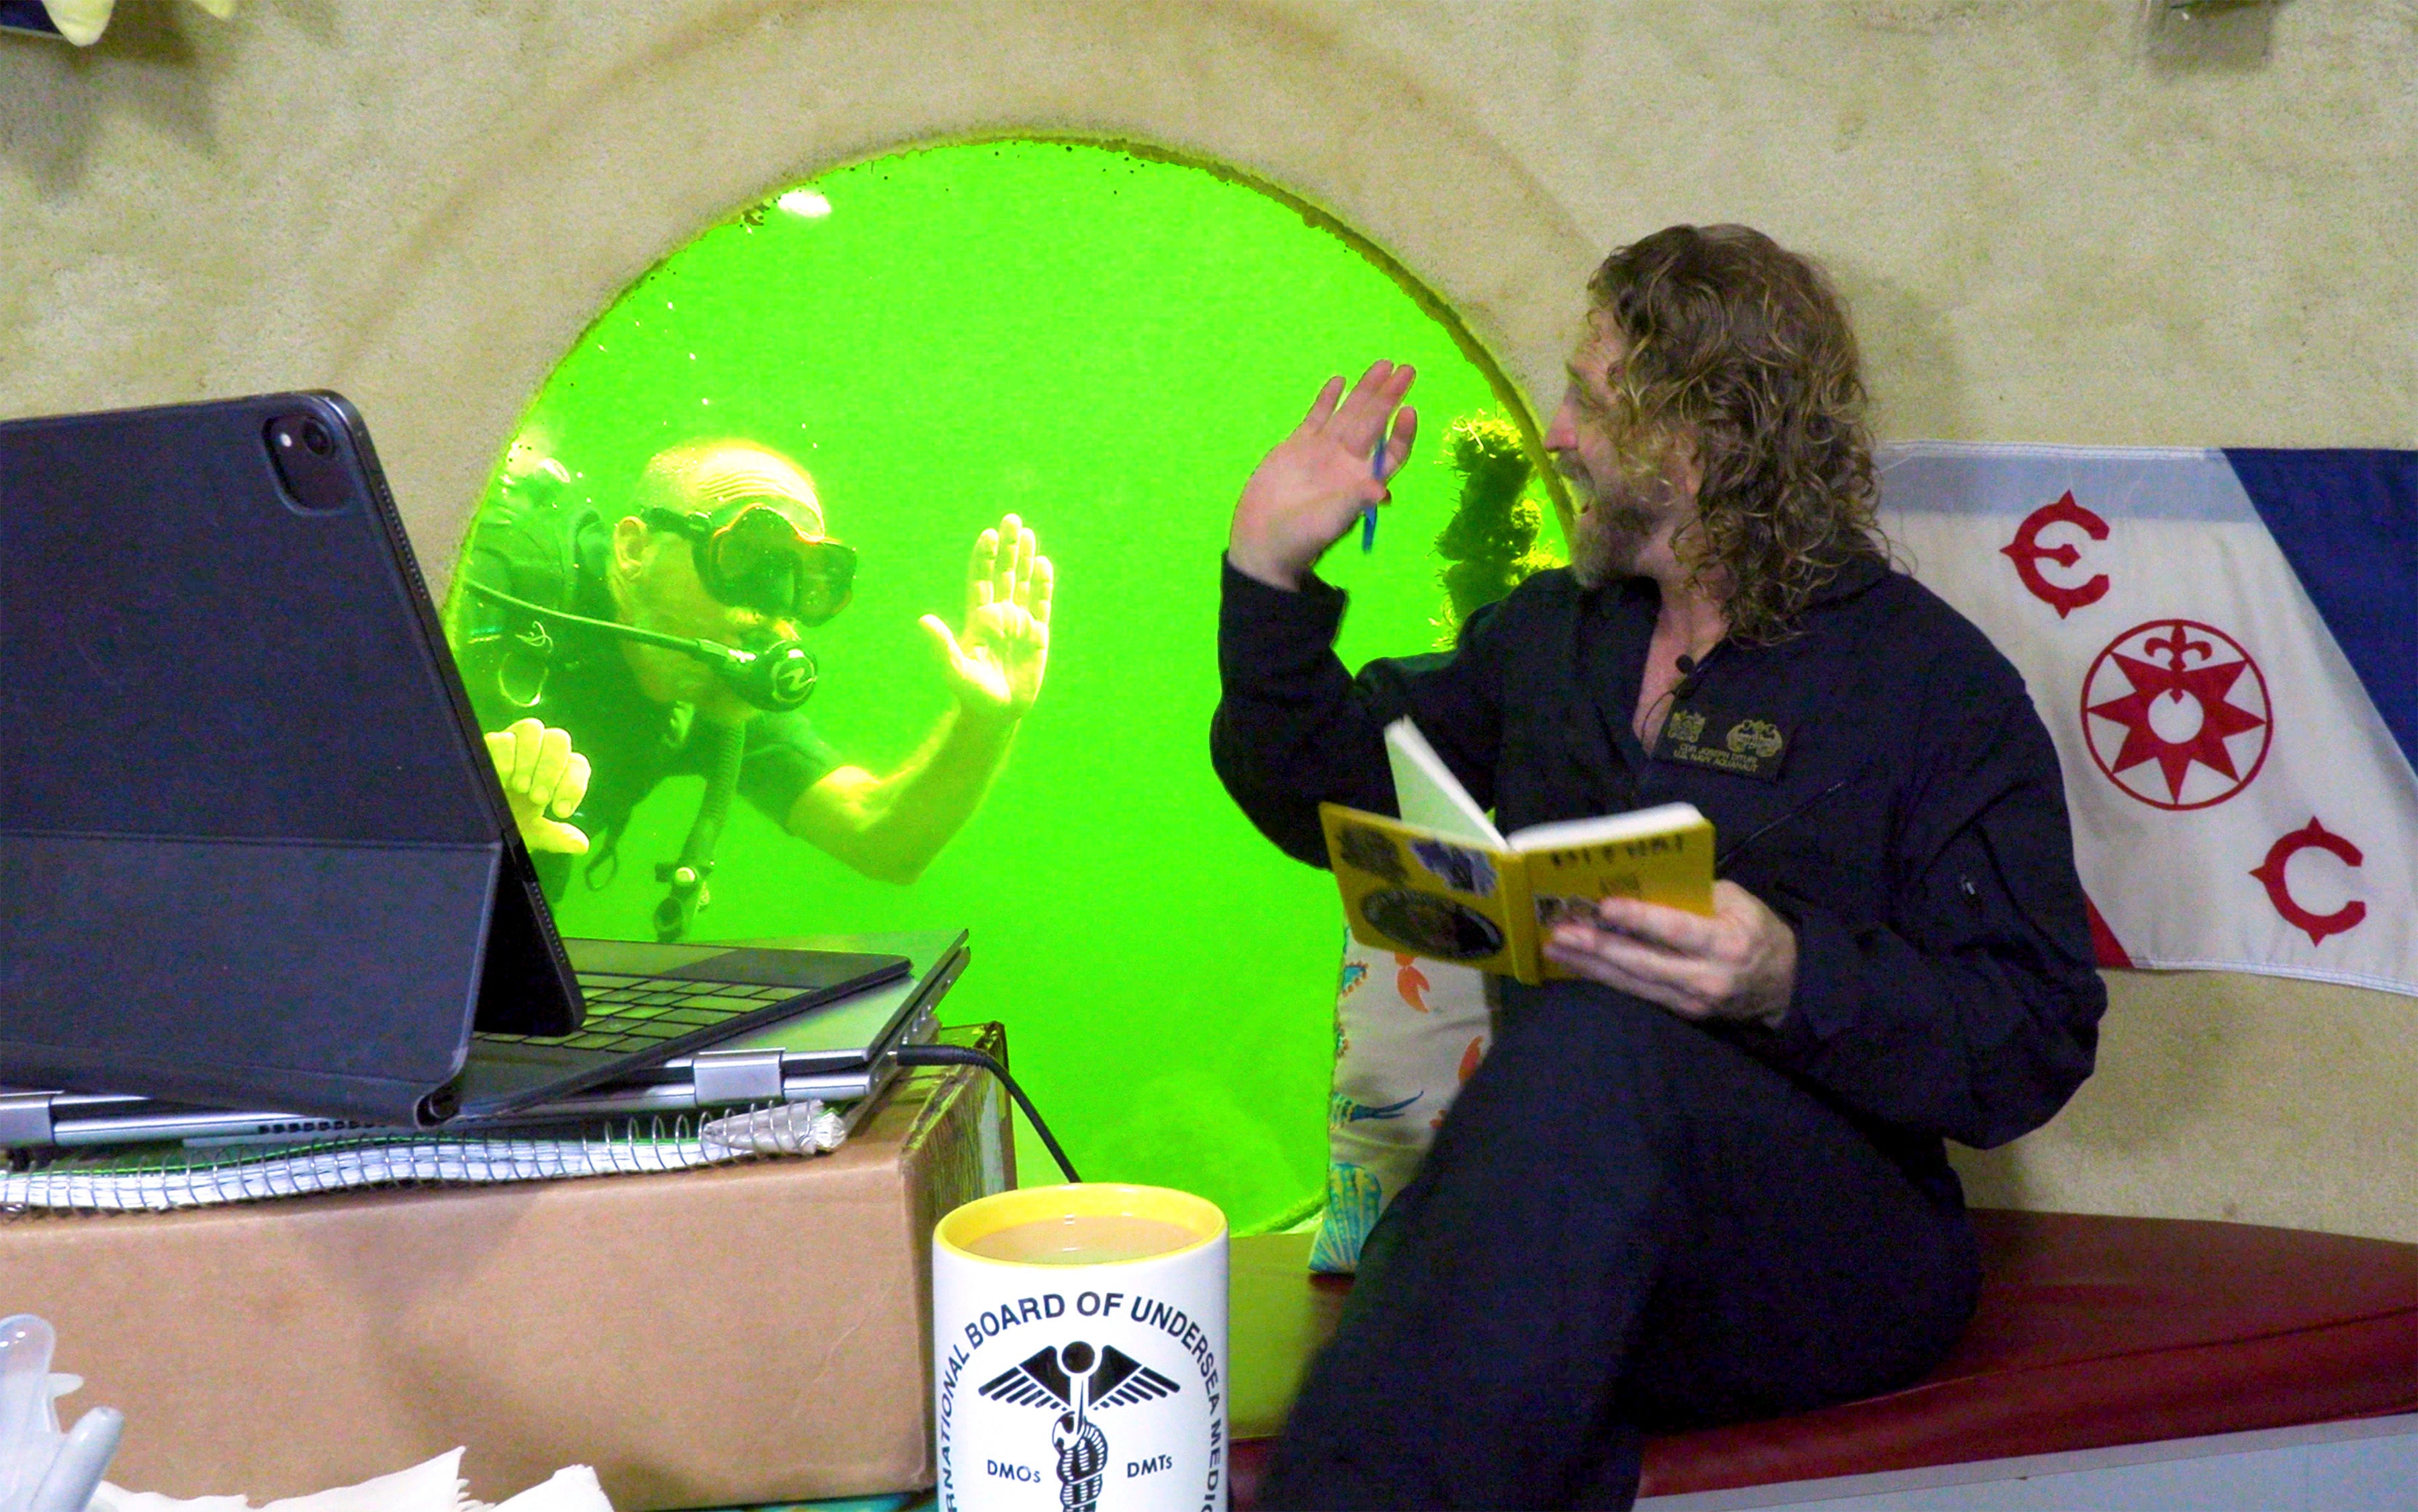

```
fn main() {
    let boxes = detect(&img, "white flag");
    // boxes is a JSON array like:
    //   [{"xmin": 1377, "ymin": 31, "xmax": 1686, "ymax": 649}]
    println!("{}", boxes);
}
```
[{"xmin": 1877, "ymin": 443, "xmax": 2417, "ymax": 999}]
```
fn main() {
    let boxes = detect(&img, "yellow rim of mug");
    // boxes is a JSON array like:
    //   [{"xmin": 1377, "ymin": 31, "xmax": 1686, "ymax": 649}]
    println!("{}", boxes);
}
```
[{"xmin": 936, "ymin": 1183, "xmax": 1228, "ymax": 1265}]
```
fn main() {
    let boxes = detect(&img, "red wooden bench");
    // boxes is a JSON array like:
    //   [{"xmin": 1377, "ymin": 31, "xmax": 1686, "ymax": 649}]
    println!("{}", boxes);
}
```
[{"xmin": 1225, "ymin": 1210, "xmax": 2418, "ymax": 1505}]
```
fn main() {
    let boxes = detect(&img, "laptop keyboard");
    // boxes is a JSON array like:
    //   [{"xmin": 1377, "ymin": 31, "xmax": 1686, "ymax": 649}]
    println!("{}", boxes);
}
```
[{"xmin": 476, "ymin": 973, "xmax": 803, "ymax": 1054}]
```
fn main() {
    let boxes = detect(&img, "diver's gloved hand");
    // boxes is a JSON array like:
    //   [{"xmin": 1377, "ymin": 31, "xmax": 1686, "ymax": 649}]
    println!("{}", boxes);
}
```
[
  {"xmin": 482, "ymin": 717, "xmax": 593, "ymax": 854},
  {"xmin": 923, "ymin": 512, "xmax": 1054, "ymax": 718}
]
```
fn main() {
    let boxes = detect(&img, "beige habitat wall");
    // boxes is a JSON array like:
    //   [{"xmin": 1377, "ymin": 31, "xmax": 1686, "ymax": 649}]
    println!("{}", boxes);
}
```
[{"xmin": 2, "ymin": 1, "xmax": 2410, "ymax": 1239}]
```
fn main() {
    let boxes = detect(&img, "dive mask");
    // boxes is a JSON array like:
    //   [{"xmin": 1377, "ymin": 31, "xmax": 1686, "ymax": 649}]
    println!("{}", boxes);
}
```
[{"xmin": 644, "ymin": 501, "xmax": 858, "ymax": 626}]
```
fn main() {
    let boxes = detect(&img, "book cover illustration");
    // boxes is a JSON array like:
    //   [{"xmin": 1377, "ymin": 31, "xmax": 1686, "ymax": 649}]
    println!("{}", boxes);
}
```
[{"xmin": 1318, "ymin": 719, "xmax": 1715, "ymax": 985}]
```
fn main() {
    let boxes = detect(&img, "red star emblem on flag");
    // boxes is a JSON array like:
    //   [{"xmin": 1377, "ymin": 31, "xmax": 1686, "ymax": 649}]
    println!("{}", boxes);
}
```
[{"xmin": 2081, "ymin": 620, "xmax": 2272, "ymax": 810}]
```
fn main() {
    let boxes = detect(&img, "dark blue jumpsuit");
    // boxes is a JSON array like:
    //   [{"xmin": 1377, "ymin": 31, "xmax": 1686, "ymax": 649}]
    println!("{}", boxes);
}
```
[{"xmin": 1210, "ymin": 553, "xmax": 2108, "ymax": 1509}]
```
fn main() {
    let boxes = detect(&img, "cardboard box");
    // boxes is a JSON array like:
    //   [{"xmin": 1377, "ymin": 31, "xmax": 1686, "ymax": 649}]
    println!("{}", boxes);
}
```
[{"xmin": 0, "ymin": 1026, "xmax": 1013, "ymax": 1508}]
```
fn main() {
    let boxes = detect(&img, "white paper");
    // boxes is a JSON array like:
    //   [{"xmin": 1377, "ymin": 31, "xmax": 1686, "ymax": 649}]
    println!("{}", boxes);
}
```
[
  {"xmin": 92, "ymin": 1451, "xmax": 616, "ymax": 1512},
  {"xmin": 1384, "ymin": 718, "xmax": 1503, "ymax": 847}
]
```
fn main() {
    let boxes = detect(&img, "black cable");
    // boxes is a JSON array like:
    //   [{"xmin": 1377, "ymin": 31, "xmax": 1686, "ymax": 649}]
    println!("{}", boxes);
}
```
[
  {"xmin": 1715, "ymin": 776, "xmax": 1852, "ymax": 874},
  {"xmin": 895, "ymin": 1044, "xmax": 1083, "ymax": 1186}
]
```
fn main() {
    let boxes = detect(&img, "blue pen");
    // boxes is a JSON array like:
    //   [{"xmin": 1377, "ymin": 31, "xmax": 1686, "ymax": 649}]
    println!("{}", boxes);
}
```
[{"xmin": 1361, "ymin": 425, "xmax": 1389, "ymax": 552}]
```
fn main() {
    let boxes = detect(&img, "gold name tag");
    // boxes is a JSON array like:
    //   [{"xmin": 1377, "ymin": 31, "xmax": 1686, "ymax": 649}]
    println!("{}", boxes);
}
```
[{"xmin": 1654, "ymin": 709, "xmax": 1788, "ymax": 783}]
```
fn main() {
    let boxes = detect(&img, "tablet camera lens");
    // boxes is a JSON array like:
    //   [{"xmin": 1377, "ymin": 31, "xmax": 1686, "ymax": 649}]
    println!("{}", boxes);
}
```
[{"xmin": 265, "ymin": 412, "xmax": 353, "ymax": 513}]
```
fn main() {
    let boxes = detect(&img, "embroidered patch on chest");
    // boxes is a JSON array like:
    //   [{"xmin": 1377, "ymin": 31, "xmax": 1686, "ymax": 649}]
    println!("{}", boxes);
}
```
[{"xmin": 1654, "ymin": 707, "xmax": 1790, "ymax": 782}]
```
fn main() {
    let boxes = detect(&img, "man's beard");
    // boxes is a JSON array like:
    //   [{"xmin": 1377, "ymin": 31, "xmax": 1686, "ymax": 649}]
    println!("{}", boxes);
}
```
[{"xmin": 1566, "ymin": 486, "xmax": 1656, "ymax": 590}]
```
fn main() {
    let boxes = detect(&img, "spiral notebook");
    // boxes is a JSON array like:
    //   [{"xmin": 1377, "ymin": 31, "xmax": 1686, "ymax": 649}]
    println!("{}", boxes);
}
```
[{"xmin": 0, "ymin": 1102, "xmax": 846, "ymax": 1214}]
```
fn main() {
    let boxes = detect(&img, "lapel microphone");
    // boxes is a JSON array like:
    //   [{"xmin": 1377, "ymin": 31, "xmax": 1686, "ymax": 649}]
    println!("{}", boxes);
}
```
[{"xmin": 1672, "ymin": 654, "xmax": 1699, "ymax": 701}]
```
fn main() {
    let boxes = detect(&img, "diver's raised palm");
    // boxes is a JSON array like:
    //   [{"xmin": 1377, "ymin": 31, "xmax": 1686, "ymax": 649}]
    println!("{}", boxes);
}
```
[{"xmin": 923, "ymin": 513, "xmax": 1054, "ymax": 716}]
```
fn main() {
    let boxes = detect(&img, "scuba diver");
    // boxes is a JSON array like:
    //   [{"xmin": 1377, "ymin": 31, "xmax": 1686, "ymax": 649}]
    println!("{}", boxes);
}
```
[{"xmin": 445, "ymin": 437, "xmax": 1053, "ymax": 940}]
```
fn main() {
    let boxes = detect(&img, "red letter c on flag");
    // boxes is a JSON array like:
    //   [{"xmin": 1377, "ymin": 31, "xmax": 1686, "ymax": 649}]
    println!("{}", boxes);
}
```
[{"xmin": 2249, "ymin": 817, "xmax": 2367, "ymax": 946}]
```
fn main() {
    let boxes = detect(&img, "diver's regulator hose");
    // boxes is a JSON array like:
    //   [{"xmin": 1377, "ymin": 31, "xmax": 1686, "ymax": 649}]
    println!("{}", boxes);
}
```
[{"xmin": 458, "ymin": 579, "xmax": 817, "ymax": 713}]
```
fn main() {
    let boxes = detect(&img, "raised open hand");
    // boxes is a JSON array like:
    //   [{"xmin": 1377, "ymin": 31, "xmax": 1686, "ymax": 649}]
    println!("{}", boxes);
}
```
[
  {"xmin": 1228, "ymin": 360, "xmax": 1418, "ymax": 589},
  {"xmin": 922, "ymin": 513, "xmax": 1054, "ymax": 717}
]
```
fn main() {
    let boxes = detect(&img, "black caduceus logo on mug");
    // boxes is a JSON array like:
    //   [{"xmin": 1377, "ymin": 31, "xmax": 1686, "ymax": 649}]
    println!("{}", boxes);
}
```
[{"xmin": 977, "ymin": 1341, "xmax": 1181, "ymax": 1512}]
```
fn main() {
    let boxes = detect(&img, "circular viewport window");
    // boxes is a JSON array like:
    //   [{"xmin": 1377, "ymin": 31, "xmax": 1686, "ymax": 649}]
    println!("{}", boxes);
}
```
[{"xmin": 444, "ymin": 138, "xmax": 1560, "ymax": 1229}]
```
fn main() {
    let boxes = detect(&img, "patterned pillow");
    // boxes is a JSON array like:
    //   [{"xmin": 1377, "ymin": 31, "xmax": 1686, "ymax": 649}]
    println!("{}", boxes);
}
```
[{"xmin": 1308, "ymin": 929, "xmax": 1492, "ymax": 1273}]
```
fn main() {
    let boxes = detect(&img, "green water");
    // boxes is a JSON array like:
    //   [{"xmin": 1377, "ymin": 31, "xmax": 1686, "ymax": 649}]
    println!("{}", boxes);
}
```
[{"xmin": 449, "ymin": 139, "xmax": 1557, "ymax": 1231}]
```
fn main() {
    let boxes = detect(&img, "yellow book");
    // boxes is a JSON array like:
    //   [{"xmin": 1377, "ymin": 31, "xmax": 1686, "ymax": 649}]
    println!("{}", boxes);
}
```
[{"xmin": 1318, "ymin": 718, "xmax": 1715, "ymax": 985}]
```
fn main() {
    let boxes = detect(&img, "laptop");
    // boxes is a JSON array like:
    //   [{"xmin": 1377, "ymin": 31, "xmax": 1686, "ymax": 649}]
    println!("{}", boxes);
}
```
[
  {"xmin": 0, "ymin": 392, "xmax": 908, "ymax": 1128},
  {"xmin": 0, "ymin": 930, "xmax": 969, "ymax": 1150}
]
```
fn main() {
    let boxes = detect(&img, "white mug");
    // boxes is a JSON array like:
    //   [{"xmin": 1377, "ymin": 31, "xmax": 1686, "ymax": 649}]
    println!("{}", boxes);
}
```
[{"xmin": 933, "ymin": 1184, "xmax": 1228, "ymax": 1512}]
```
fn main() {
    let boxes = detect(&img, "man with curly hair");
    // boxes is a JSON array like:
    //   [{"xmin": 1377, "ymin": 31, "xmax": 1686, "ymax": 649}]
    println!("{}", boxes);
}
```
[{"xmin": 1213, "ymin": 224, "xmax": 2106, "ymax": 1508}]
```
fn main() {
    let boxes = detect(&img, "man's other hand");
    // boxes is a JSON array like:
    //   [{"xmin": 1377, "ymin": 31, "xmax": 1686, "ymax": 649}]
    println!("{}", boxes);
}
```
[
  {"xmin": 923, "ymin": 513, "xmax": 1053, "ymax": 717},
  {"xmin": 1228, "ymin": 361, "xmax": 1417, "ymax": 590},
  {"xmin": 1543, "ymin": 881, "xmax": 1798, "ymax": 1027},
  {"xmin": 484, "ymin": 717, "xmax": 592, "ymax": 854}
]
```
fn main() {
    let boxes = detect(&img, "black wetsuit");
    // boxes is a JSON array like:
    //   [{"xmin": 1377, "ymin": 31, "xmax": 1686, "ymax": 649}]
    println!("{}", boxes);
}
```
[
  {"xmin": 1211, "ymin": 553, "xmax": 2107, "ymax": 1509},
  {"xmin": 448, "ymin": 498, "xmax": 839, "ymax": 901}
]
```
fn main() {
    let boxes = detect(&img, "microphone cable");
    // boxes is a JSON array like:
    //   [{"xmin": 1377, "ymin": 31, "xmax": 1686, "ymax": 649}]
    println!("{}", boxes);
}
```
[{"xmin": 894, "ymin": 1044, "xmax": 1083, "ymax": 1185}]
